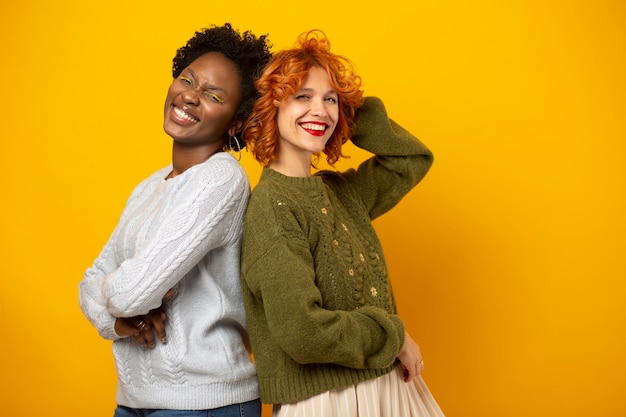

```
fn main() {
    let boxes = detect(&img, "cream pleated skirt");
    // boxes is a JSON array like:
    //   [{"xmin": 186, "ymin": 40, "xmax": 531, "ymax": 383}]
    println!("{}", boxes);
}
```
[{"xmin": 273, "ymin": 366, "xmax": 445, "ymax": 417}]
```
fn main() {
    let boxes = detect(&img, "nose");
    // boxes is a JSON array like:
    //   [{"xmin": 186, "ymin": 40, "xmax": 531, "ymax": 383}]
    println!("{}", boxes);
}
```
[
  {"xmin": 309, "ymin": 97, "xmax": 328, "ymax": 117},
  {"xmin": 181, "ymin": 86, "xmax": 201, "ymax": 106}
]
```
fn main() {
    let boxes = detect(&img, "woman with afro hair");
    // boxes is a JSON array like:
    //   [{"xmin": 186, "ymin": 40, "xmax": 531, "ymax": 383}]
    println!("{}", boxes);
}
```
[{"xmin": 79, "ymin": 23, "xmax": 271, "ymax": 417}]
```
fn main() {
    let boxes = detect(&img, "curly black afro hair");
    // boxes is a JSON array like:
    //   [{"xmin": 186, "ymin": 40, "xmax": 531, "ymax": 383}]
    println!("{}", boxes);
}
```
[{"xmin": 172, "ymin": 23, "xmax": 272, "ymax": 140}]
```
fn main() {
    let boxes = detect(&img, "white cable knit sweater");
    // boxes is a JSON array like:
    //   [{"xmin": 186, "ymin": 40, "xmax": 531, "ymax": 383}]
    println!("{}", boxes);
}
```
[{"xmin": 78, "ymin": 152, "xmax": 259, "ymax": 409}]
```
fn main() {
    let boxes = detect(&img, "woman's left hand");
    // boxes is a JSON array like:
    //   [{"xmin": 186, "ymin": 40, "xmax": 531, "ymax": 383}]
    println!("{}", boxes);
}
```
[
  {"xmin": 397, "ymin": 331, "xmax": 424, "ymax": 382},
  {"xmin": 114, "ymin": 307, "xmax": 167, "ymax": 349}
]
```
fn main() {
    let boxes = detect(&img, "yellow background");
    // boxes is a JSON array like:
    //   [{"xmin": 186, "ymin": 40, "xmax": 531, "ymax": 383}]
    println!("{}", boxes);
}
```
[{"xmin": 2, "ymin": 1, "xmax": 624, "ymax": 416}]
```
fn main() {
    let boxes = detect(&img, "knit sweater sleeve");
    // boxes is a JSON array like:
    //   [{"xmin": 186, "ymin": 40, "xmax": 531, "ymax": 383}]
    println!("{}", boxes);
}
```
[
  {"xmin": 242, "ymin": 186, "xmax": 404, "ymax": 369},
  {"xmin": 340, "ymin": 96, "xmax": 433, "ymax": 220},
  {"xmin": 79, "ymin": 156, "xmax": 249, "ymax": 339},
  {"xmin": 78, "ymin": 177, "xmax": 154, "ymax": 340}
]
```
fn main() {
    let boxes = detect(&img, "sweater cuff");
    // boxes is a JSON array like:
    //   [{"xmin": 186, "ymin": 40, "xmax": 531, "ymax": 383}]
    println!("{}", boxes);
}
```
[
  {"xmin": 358, "ymin": 306, "xmax": 405, "ymax": 368},
  {"xmin": 99, "ymin": 314, "xmax": 122, "ymax": 341}
]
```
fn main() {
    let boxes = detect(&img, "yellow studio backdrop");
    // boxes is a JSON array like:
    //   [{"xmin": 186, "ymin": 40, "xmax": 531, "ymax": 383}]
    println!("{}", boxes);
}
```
[{"xmin": 1, "ymin": 0, "xmax": 624, "ymax": 416}]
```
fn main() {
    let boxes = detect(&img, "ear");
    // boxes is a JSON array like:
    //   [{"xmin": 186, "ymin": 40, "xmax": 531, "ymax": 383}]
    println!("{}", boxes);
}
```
[
  {"xmin": 227, "ymin": 119, "xmax": 243, "ymax": 138},
  {"xmin": 273, "ymin": 100, "xmax": 280, "ymax": 107}
]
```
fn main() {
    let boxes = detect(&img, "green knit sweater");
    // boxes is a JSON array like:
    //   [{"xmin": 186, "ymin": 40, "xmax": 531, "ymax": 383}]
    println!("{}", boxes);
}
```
[{"xmin": 241, "ymin": 97, "xmax": 434, "ymax": 404}]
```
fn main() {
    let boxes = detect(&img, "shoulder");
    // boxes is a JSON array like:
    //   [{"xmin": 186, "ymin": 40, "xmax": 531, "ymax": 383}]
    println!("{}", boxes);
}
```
[
  {"xmin": 246, "ymin": 178, "xmax": 285, "ymax": 218},
  {"xmin": 246, "ymin": 176, "xmax": 308, "ymax": 230},
  {"xmin": 317, "ymin": 169, "xmax": 348, "ymax": 184},
  {"xmin": 185, "ymin": 153, "xmax": 250, "ymax": 193},
  {"xmin": 128, "ymin": 165, "xmax": 171, "ymax": 196},
  {"xmin": 317, "ymin": 169, "xmax": 358, "ymax": 196},
  {"xmin": 248, "ymin": 171, "xmax": 316, "ymax": 211}
]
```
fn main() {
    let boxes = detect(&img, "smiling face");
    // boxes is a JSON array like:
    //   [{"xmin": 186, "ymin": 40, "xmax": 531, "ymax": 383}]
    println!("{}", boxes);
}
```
[
  {"xmin": 274, "ymin": 66, "xmax": 339, "ymax": 167},
  {"xmin": 163, "ymin": 52, "xmax": 243, "ymax": 148}
]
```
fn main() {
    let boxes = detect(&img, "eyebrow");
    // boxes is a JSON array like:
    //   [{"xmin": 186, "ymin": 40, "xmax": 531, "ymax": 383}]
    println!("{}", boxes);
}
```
[
  {"xmin": 298, "ymin": 87, "xmax": 338, "ymax": 96},
  {"xmin": 185, "ymin": 68, "xmax": 229, "ymax": 96}
]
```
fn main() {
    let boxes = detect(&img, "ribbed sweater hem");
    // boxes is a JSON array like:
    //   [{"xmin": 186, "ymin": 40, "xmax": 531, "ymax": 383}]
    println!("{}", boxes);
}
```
[
  {"xmin": 259, "ymin": 364, "xmax": 397, "ymax": 404},
  {"xmin": 117, "ymin": 378, "xmax": 259, "ymax": 409}
]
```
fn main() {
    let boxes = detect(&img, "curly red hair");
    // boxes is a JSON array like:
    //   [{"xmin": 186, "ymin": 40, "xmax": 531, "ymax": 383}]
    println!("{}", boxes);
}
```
[{"xmin": 244, "ymin": 30, "xmax": 364, "ymax": 167}]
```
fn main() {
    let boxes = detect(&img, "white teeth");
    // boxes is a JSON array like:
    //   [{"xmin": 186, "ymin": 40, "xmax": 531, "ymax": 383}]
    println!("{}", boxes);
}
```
[
  {"xmin": 301, "ymin": 123, "xmax": 325, "ymax": 131},
  {"xmin": 174, "ymin": 107, "xmax": 198, "ymax": 122}
]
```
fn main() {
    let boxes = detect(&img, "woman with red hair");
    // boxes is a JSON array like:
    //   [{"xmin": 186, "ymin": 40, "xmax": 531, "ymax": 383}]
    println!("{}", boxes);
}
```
[{"xmin": 241, "ymin": 30, "xmax": 445, "ymax": 416}]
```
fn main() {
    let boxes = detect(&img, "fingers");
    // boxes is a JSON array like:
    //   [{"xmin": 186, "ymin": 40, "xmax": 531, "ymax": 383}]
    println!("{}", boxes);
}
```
[
  {"xmin": 114, "ymin": 317, "xmax": 154, "ymax": 348},
  {"xmin": 147, "ymin": 309, "xmax": 168, "ymax": 343},
  {"xmin": 402, "ymin": 357, "xmax": 424, "ymax": 382},
  {"xmin": 398, "ymin": 331, "xmax": 424, "ymax": 382},
  {"xmin": 115, "ymin": 309, "xmax": 168, "ymax": 349},
  {"xmin": 403, "ymin": 366, "xmax": 413, "ymax": 382},
  {"xmin": 135, "ymin": 318, "xmax": 157, "ymax": 349},
  {"xmin": 114, "ymin": 318, "xmax": 139, "ymax": 338},
  {"xmin": 135, "ymin": 319, "xmax": 149, "ymax": 333},
  {"xmin": 128, "ymin": 315, "xmax": 166, "ymax": 349},
  {"xmin": 403, "ymin": 361, "xmax": 418, "ymax": 382}
]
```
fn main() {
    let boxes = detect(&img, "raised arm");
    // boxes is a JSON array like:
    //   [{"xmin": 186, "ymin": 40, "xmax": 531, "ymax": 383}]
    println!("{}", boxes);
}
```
[{"xmin": 342, "ymin": 96, "xmax": 433, "ymax": 220}]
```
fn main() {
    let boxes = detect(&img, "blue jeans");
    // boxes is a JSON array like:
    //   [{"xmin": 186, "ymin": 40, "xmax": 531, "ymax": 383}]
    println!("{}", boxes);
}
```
[{"xmin": 113, "ymin": 399, "xmax": 261, "ymax": 417}]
